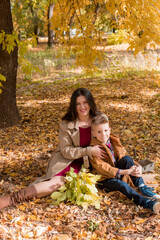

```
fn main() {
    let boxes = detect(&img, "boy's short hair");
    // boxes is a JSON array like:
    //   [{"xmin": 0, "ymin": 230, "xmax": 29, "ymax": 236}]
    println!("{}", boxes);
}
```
[{"xmin": 91, "ymin": 114, "xmax": 109, "ymax": 126}]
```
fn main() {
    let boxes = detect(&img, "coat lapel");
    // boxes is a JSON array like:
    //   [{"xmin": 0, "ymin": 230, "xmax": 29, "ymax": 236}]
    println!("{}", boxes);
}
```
[
  {"xmin": 110, "ymin": 134, "xmax": 126, "ymax": 160},
  {"xmin": 68, "ymin": 119, "xmax": 80, "ymax": 146},
  {"xmin": 102, "ymin": 143, "xmax": 115, "ymax": 166}
]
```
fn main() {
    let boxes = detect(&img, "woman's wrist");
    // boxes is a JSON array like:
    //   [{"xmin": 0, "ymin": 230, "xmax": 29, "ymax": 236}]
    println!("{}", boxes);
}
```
[{"xmin": 87, "ymin": 146, "xmax": 93, "ymax": 159}]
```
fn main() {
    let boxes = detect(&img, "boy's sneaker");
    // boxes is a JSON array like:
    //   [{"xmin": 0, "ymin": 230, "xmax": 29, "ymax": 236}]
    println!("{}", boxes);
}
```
[
  {"xmin": 139, "ymin": 185, "xmax": 160, "ymax": 200},
  {"xmin": 153, "ymin": 202, "xmax": 160, "ymax": 214}
]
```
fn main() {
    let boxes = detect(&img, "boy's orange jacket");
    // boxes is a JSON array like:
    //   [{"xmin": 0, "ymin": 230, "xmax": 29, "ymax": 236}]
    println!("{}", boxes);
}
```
[{"xmin": 90, "ymin": 134, "xmax": 138, "ymax": 187}]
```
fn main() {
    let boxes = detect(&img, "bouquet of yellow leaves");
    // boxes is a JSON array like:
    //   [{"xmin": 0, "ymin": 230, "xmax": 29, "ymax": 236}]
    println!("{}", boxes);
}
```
[{"xmin": 51, "ymin": 167, "xmax": 101, "ymax": 210}]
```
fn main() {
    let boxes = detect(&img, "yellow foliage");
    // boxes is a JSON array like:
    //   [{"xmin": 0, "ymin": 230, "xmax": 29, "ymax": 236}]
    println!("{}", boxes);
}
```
[
  {"xmin": 0, "ymin": 68, "xmax": 6, "ymax": 94},
  {"xmin": 0, "ymin": 31, "xmax": 17, "ymax": 54},
  {"xmin": 50, "ymin": 0, "xmax": 160, "ymax": 71},
  {"xmin": 0, "ymin": 30, "xmax": 39, "ymax": 79},
  {"xmin": 0, "ymin": 73, "xmax": 6, "ymax": 82}
]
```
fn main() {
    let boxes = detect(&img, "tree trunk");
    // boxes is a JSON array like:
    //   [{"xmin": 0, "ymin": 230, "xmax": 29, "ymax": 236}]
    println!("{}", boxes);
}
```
[
  {"xmin": 0, "ymin": 0, "xmax": 21, "ymax": 128},
  {"xmin": 48, "ymin": 3, "xmax": 54, "ymax": 48},
  {"xmin": 34, "ymin": 22, "xmax": 39, "ymax": 44}
]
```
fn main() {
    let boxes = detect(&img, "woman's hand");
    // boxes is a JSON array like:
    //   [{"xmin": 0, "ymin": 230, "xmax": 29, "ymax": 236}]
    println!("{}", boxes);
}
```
[{"xmin": 91, "ymin": 145, "xmax": 107, "ymax": 158}]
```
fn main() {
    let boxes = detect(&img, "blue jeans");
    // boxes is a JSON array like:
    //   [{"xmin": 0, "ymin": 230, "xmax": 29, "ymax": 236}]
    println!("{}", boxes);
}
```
[{"xmin": 99, "ymin": 155, "xmax": 155, "ymax": 210}]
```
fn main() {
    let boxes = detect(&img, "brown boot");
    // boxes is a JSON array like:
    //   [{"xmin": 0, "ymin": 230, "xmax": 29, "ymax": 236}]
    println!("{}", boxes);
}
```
[
  {"xmin": 0, "ymin": 185, "xmax": 37, "ymax": 209},
  {"xmin": 0, "ymin": 195, "xmax": 10, "ymax": 209}
]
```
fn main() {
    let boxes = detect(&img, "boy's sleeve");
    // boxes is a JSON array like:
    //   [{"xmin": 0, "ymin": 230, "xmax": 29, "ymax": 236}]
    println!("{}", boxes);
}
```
[{"xmin": 90, "ymin": 157, "xmax": 119, "ymax": 179}]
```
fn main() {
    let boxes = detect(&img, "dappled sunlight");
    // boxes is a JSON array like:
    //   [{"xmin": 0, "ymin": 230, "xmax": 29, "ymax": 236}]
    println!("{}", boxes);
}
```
[
  {"xmin": 109, "ymin": 102, "xmax": 147, "ymax": 112},
  {"xmin": 32, "ymin": 76, "xmax": 55, "ymax": 83},
  {"xmin": 32, "ymin": 70, "xmax": 83, "ymax": 84},
  {"xmin": 141, "ymin": 89, "xmax": 159, "ymax": 97},
  {"xmin": 17, "ymin": 98, "xmax": 69, "ymax": 107}
]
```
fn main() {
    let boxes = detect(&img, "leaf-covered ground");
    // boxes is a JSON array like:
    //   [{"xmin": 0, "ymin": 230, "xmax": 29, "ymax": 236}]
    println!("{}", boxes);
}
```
[{"xmin": 0, "ymin": 45, "xmax": 160, "ymax": 239}]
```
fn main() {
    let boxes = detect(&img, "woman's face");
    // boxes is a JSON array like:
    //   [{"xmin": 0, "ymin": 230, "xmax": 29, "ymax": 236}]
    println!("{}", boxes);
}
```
[{"xmin": 76, "ymin": 95, "xmax": 90, "ymax": 118}]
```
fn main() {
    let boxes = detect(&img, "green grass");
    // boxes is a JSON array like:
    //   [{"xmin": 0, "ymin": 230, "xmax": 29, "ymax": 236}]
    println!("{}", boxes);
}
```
[{"xmin": 18, "ymin": 45, "xmax": 160, "ymax": 90}]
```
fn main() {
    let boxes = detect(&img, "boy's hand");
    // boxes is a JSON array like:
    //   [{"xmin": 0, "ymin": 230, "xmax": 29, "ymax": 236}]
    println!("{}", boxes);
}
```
[
  {"xmin": 129, "ymin": 165, "xmax": 142, "ymax": 177},
  {"xmin": 135, "ymin": 165, "xmax": 142, "ymax": 177},
  {"xmin": 128, "ymin": 165, "xmax": 137, "ymax": 175},
  {"xmin": 91, "ymin": 145, "xmax": 107, "ymax": 158}
]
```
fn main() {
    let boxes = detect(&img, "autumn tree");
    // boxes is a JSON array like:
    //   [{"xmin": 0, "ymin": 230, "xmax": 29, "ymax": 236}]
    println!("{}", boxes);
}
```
[
  {"xmin": 0, "ymin": 0, "xmax": 21, "ymax": 128},
  {"xmin": 0, "ymin": 0, "xmax": 52, "ymax": 128},
  {"xmin": 51, "ymin": 0, "xmax": 160, "ymax": 69},
  {"xmin": 12, "ymin": 0, "xmax": 55, "ymax": 46},
  {"xmin": 11, "ymin": 0, "xmax": 48, "ymax": 41},
  {"xmin": 47, "ymin": 0, "xmax": 54, "ymax": 48}
]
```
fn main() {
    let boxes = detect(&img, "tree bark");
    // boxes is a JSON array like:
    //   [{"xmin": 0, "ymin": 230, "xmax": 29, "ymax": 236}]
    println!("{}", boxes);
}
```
[
  {"xmin": 34, "ymin": 20, "xmax": 39, "ymax": 44},
  {"xmin": 0, "ymin": 0, "xmax": 21, "ymax": 128},
  {"xmin": 48, "ymin": 3, "xmax": 54, "ymax": 48}
]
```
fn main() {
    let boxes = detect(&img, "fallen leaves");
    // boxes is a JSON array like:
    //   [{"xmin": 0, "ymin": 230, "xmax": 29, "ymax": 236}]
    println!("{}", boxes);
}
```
[
  {"xmin": 0, "ymin": 46, "xmax": 160, "ymax": 239},
  {"xmin": 54, "ymin": 234, "xmax": 72, "ymax": 240},
  {"xmin": 135, "ymin": 218, "xmax": 148, "ymax": 224}
]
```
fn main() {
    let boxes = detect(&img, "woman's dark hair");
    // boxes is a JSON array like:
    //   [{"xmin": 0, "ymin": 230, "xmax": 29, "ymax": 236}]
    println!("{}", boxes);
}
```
[{"xmin": 62, "ymin": 88, "xmax": 100, "ymax": 121}]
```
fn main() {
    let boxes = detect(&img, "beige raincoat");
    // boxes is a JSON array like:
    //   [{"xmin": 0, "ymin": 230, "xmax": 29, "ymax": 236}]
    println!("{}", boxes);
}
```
[{"xmin": 31, "ymin": 120, "xmax": 92, "ymax": 184}]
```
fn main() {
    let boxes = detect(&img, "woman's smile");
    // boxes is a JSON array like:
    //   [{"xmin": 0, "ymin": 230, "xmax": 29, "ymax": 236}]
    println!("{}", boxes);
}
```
[{"xmin": 76, "ymin": 95, "xmax": 90, "ymax": 118}]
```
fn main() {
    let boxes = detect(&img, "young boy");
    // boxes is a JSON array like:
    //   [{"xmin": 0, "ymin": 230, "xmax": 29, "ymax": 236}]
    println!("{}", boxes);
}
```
[{"xmin": 90, "ymin": 114, "xmax": 160, "ymax": 214}]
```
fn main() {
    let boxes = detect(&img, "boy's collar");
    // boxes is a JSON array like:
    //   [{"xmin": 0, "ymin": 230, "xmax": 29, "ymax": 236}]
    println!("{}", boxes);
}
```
[
  {"xmin": 91, "ymin": 136, "xmax": 111, "ymax": 145},
  {"xmin": 106, "ymin": 139, "xmax": 110, "ymax": 145},
  {"xmin": 91, "ymin": 137, "xmax": 102, "ymax": 145}
]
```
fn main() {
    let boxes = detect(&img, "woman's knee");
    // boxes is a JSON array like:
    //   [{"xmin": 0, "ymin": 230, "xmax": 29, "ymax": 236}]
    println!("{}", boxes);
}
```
[{"xmin": 48, "ymin": 176, "xmax": 65, "ymax": 192}]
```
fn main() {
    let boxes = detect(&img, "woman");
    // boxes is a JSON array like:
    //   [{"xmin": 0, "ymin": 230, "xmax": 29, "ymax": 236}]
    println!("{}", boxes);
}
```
[{"xmin": 0, "ymin": 88, "xmax": 105, "ymax": 209}]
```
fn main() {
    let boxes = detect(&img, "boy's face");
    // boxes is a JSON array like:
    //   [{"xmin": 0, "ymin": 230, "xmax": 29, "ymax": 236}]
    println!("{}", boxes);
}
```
[{"xmin": 92, "ymin": 123, "xmax": 110, "ymax": 144}]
